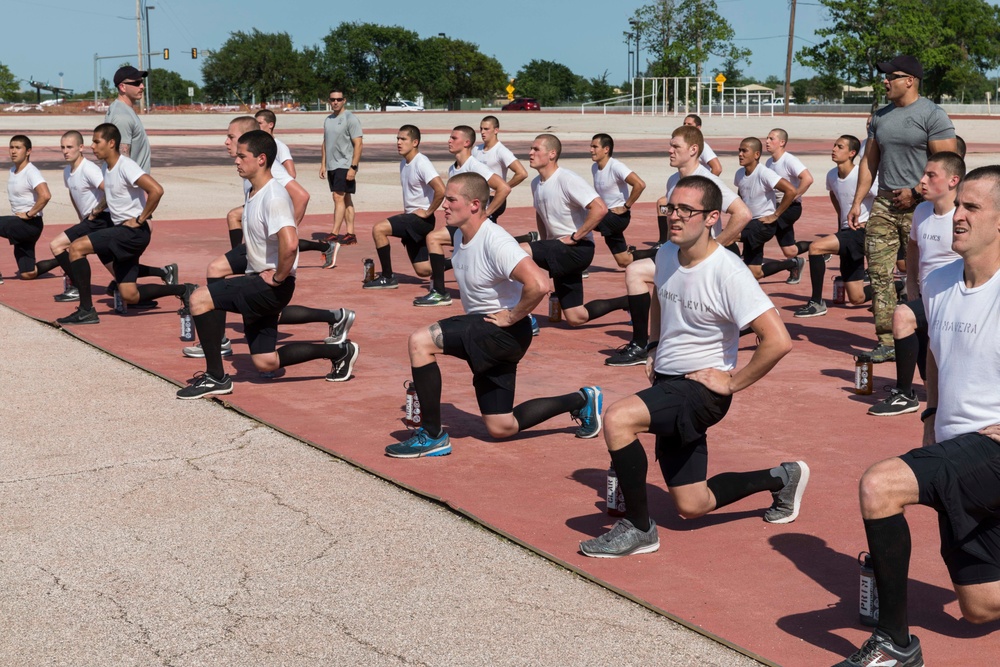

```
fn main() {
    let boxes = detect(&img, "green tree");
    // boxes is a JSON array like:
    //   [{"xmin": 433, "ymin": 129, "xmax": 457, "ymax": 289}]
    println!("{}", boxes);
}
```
[
  {"xmin": 513, "ymin": 59, "xmax": 585, "ymax": 106},
  {"xmin": 586, "ymin": 71, "xmax": 617, "ymax": 102},
  {"xmin": 201, "ymin": 29, "xmax": 307, "ymax": 103},
  {"xmin": 0, "ymin": 62, "xmax": 19, "ymax": 101},
  {"xmin": 147, "ymin": 68, "xmax": 199, "ymax": 105},
  {"xmin": 314, "ymin": 23, "xmax": 422, "ymax": 111},
  {"xmin": 416, "ymin": 36, "xmax": 506, "ymax": 109}
]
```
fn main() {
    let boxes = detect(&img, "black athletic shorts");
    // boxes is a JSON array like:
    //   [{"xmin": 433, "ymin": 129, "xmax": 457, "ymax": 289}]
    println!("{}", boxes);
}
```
[
  {"xmin": 89, "ymin": 222, "xmax": 152, "ymax": 284},
  {"xmin": 389, "ymin": 212, "xmax": 436, "ymax": 265},
  {"xmin": 208, "ymin": 274, "xmax": 296, "ymax": 355},
  {"xmin": 835, "ymin": 227, "xmax": 866, "ymax": 282},
  {"xmin": 438, "ymin": 313, "xmax": 533, "ymax": 415},
  {"xmin": 636, "ymin": 374, "xmax": 732, "ymax": 487},
  {"xmin": 225, "ymin": 244, "xmax": 249, "ymax": 276},
  {"xmin": 528, "ymin": 238, "xmax": 595, "ymax": 309},
  {"xmin": 901, "ymin": 432, "xmax": 1000, "ymax": 585},
  {"xmin": 775, "ymin": 201, "xmax": 802, "ymax": 247},
  {"xmin": 740, "ymin": 219, "xmax": 778, "ymax": 266},
  {"xmin": 0, "ymin": 215, "xmax": 44, "ymax": 274},
  {"xmin": 327, "ymin": 168, "xmax": 357, "ymax": 194},
  {"xmin": 597, "ymin": 210, "xmax": 631, "ymax": 255},
  {"xmin": 65, "ymin": 211, "xmax": 114, "ymax": 243}
]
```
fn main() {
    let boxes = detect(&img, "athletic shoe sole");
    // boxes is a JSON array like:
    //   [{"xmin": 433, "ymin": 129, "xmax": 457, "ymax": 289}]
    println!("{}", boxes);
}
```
[
  {"xmin": 176, "ymin": 385, "xmax": 233, "ymax": 400},
  {"xmin": 766, "ymin": 461, "xmax": 810, "ymax": 524},
  {"xmin": 793, "ymin": 308, "xmax": 827, "ymax": 318},
  {"xmin": 326, "ymin": 342, "xmax": 359, "ymax": 382},
  {"xmin": 867, "ymin": 402, "xmax": 919, "ymax": 417},
  {"xmin": 580, "ymin": 539, "xmax": 660, "ymax": 559},
  {"xmin": 384, "ymin": 442, "xmax": 452, "ymax": 458},
  {"xmin": 324, "ymin": 310, "xmax": 356, "ymax": 345}
]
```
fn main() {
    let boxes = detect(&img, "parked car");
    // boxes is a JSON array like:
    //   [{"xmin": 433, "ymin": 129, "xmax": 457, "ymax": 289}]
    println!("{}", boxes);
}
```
[
  {"xmin": 765, "ymin": 97, "xmax": 797, "ymax": 106},
  {"xmin": 502, "ymin": 97, "xmax": 541, "ymax": 111},
  {"xmin": 384, "ymin": 100, "xmax": 424, "ymax": 111}
]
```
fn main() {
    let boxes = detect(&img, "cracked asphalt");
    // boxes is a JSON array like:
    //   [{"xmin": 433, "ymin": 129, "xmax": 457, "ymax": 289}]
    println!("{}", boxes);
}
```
[{"xmin": 0, "ymin": 305, "xmax": 762, "ymax": 666}]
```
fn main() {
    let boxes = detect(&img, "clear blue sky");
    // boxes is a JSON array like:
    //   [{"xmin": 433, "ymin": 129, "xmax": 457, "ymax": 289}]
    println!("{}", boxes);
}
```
[{"xmin": 3, "ymin": 0, "xmax": 995, "ymax": 95}]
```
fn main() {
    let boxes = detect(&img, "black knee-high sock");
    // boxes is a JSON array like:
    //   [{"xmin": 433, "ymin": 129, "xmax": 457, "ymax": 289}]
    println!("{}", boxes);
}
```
[
  {"xmin": 610, "ymin": 440, "xmax": 650, "ymax": 531},
  {"xmin": 277, "ymin": 341, "xmax": 344, "ymax": 367},
  {"xmin": 894, "ymin": 333, "xmax": 919, "ymax": 395},
  {"xmin": 193, "ymin": 310, "xmax": 227, "ymax": 378},
  {"xmin": 55, "ymin": 251, "xmax": 73, "ymax": 283},
  {"xmin": 761, "ymin": 258, "xmax": 797, "ymax": 277},
  {"xmin": 631, "ymin": 247, "xmax": 658, "ymax": 261},
  {"xmin": 35, "ymin": 258, "xmax": 59, "ymax": 275},
  {"xmin": 795, "ymin": 240, "xmax": 811, "ymax": 255},
  {"xmin": 864, "ymin": 284, "xmax": 873, "ymax": 302},
  {"xmin": 583, "ymin": 295, "xmax": 629, "ymax": 322},
  {"xmin": 512, "ymin": 232, "xmax": 535, "ymax": 243},
  {"xmin": 137, "ymin": 284, "xmax": 185, "ymax": 301},
  {"xmin": 138, "ymin": 264, "xmax": 166, "ymax": 279},
  {"xmin": 915, "ymin": 328, "xmax": 928, "ymax": 381},
  {"xmin": 229, "ymin": 228, "xmax": 244, "ymax": 249},
  {"xmin": 707, "ymin": 467, "xmax": 785, "ymax": 511},
  {"xmin": 69, "ymin": 257, "xmax": 93, "ymax": 309},
  {"xmin": 429, "ymin": 253, "xmax": 446, "ymax": 294},
  {"xmin": 512, "ymin": 391, "xmax": 586, "ymax": 432},
  {"xmin": 864, "ymin": 514, "xmax": 912, "ymax": 648},
  {"xmin": 443, "ymin": 257, "xmax": 453, "ymax": 271},
  {"xmin": 376, "ymin": 245, "xmax": 393, "ymax": 278},
  {"xmin": 656, "ymin": 215, "xmax": 669, "ymax": 243},
  {"xmin": 298, "ymin": 239, "xmax": 330, "ymax": 253},
  {"xmin": 809, "ymin": 254, "xmax": 826, "ymax": 302},
  {"xmin": 628, "ymin": 292, "xmax": 651, "ymax": 347},
  {"xmin": 278, "ymin": 305, "xmax": 339, "ymax": 325},
  {"xmin": 412, "ymin": 362, "xmax": 443, "ymax": 437}
]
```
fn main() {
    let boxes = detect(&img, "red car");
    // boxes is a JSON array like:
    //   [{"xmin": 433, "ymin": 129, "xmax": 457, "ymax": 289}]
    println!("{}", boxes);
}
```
[{"xmin": 502, "ymin": 97, "xmax": 541, "ymax": 111}]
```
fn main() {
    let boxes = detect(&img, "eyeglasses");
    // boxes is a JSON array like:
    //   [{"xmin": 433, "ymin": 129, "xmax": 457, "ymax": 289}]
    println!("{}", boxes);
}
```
[
  {"xmin": 884, "ymin": 72, "xmax": 912, "ymax": 81},
  {"xmin": 329, "ymin": 97, "xmax": 344, "ymax": 102},
  {"xmin": 663, "ymin": 203, "xmax": 715, "ymax": 221}
]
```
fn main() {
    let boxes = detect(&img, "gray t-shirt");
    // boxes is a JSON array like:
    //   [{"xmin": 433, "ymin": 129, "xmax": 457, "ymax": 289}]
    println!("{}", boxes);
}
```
[
  {"xmin": 323, "ymin": 111, "xmax": 363, "ymax": 170},
  {"xmin": 105, "ymin": 100, "xmax": 151, "ymax": 174},
  {"xmin": 870, "ymin": 97, "xmax": 954, "ymax": 191}
]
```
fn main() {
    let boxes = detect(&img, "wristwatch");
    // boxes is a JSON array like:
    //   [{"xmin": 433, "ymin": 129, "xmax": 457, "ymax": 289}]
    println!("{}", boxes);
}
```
[
  {"xmin": 350, "ymin": 164, "xmax": 359, "ymax": 171},
  {"xmin": 920, "ymin": 407, "xmax": 937, "ymax": 422}
]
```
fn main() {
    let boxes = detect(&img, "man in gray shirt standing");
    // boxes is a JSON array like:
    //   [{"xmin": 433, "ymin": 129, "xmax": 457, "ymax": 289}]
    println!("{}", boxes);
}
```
[
  {"xmin": 105, "ymin": 66, "xmax": 151, "ymax": 174},
  {"xmin": 320, "ymin": 87, "xmax": 364, "ymax": 245},
  {"xmin": 848, "ymin": 55, "xmax": 957, "ymax": 363}
]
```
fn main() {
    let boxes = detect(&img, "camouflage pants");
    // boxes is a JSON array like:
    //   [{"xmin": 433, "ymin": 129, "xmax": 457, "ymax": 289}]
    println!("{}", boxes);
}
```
[{"xmin": 865, "ymin": 196, "xmax": 914, "ymax": 346}]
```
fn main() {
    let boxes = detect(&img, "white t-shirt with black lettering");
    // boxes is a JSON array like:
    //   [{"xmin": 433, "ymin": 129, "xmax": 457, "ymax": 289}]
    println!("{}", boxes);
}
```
[
  {"xmin": 532, "ymin": 167, "xmax": 601, "ymax": 240},
  {"xmin": 64, "ymin": 159, "xmax": 104, "ymax": 217},
  {"xmin": 591, "ymin": 157, "xmax": 632, "ymax": 209},
  {"xmin": 7, "ymin": 163, "xmax": 46, "ymax": 214},
  {"xmin": 653, "ymin": 242, "xmax": 775, "ymax": 375},
  {"xmin": 473, "ymin": 141, "xmax": 517, "ymax": 182},
  {"xmin": 735, "ymin": 164, "xmax": 782, "ymax": 219},
  {"xmin": 400, "ymin": 153, "xmax": 440, "ymax": 214},
  {"xmin": 766, "ymin": 152, "xmax": 807, "ymax": 202},
  {"xmin": 103, "ymin": 156, "xmax": 146, "ymax": 224},
  {"xmin": 826, "ymin": 164, "xmax": 875, "ymax": 230},
  {"xmin": 909, "ymin": 201, "xmax": 958, "ymax": 288},
  {"xmin": 452, "ymin": 222, "xmax": 528, "ymax": 314},
  {"xmin": 243, "ymin": 178, "xmax": 298, "ymax": 276},
  {"xmin": 923, "ymin": 259, "xmax": 1000, "ymax": 441}
]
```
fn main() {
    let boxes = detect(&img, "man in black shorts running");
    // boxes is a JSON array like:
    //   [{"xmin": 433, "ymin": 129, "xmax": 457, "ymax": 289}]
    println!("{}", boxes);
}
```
[{"xmin": 385, "ymin": 173, "xmax": 601, "ymax": 458}]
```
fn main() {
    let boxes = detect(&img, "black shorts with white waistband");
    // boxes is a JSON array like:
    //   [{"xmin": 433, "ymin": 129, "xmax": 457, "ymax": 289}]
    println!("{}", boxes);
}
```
[
  {"xmin": 208, "ymin": 274, "xmax": 296, "ymax": 355},
  {"xmin": 528, "ymin": 238, "xmax": 595, "ymax": 309},
  {"xmin": 89, "ymin": 221, "xmax": 152, "ymax": 284},
  {"xmin": 389, "ymin": 212, "xmax": 436, "ymax": 264}
]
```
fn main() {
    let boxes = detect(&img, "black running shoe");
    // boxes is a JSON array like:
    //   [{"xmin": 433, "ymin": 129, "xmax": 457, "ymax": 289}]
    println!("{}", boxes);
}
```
[
  {"xmin": 833, "ymin": 631, "xmax": 923, "ymax": 667},
  {"xmin": 57, "ymin": 307, "xmax": 99, "ymax": 325},
  {"xmin": 54, "ymin": 286, "xmax": 80, "ymax": 303},
  {"xmin": 326, "ymin": 341, "xmax": 359, "ymax": 382},
  {"xmin": 605, "ymin": 341, "xmax": 648, "ymax": 367},
  {"xmin": 176, "ymin": 371, "xmax": 233, "ymax": 399}
]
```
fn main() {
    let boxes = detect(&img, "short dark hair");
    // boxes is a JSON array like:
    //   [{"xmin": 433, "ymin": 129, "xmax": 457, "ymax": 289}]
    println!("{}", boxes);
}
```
[
  {"xmin": 839, "ymin": 134, "xmax": 861, "ymax": 156},
  {"xmin": 10, "ymin": 134, "xmax": 31, "ymax": 150},
  {"xmin": 481, "ymin": 115, "xmax": 499, "ymax": 129},
  {"xmin": 453, "ymin": 125, "xmax": 476, "ymax": 147},
  {"xmin": 741, "ymin": 137, "xmax": 763, "ymax": 155},
  {"xmin": 769, "ymin": 128, "xmax": 789, "ymax": 143},
  {"xmin": 399, "ymin": 124, "xmax": 421, "ymax": 144},
  {"xmin": 449, "ymin": 172, "xmax": 491, "ymax": 208},
  {"xmin": 671, "ymin": 126, "xmax": 704, "ymax": 157},
  {"xmin": 238, "ymin": 129, "xmax": 277, "ymax": 170},
  {"xmin": 592, "ymin": 133, "xmax": 614, "ymax": 156},
  {"xmin": 927, "ymin": 151, "xmax": 966, "ymax": 180},
  {"xmin": 255, "ymin": 109, "xmax": 277, "ymax": 127},
  {"xmin": 329, "ymin": 86, "xmax": 345, "ymax": 97},
  {"xmin": 94, "ymin": 123, "xmax": 121, "ymax": 151},
  {"xmin": 674, "ymin": 175, "xmax": 723, "ymax": 213},
  {"xmin": 61, "ymin": 130, "xmax": 84, "ymax": 145},
  {"xmin": 230, "ymin": 116, "xmax": 258, "ymax": 135},
  {"xmin": 955, "ymin": 135, "xmax": 967, "ymax": 159},
  {"xmin": 684, "ymin": 114, "xmax": 703, "ymax": 127},
  {"xmin": 960, "ymin": 165, "xmax": 1000, "ymax": 210},
  {"xmin": 536, "ymin": 133, "xmax": 562, "ymax": 160}
]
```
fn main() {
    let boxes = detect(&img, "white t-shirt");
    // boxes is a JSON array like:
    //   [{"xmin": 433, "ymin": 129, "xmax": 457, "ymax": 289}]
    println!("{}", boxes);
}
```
[
  {"xmin": 243, "ymin": 159, "xmax": 294, "ymax": 197},
  {"xmin": 102, "ymin": 156, "xmax": 147, "ymax": 224},
  {"xmin": 826, "ymin": 164, "xmax": 876, "ymax": 230},
  {"xmin": 243, "ymin": 178, "xmax": 298, "ymax": 276},
  {"xmin": 400, "ymin": 153, "xmax": 440, "ymax": 214},
  {"xmin": 666, "ymin": 165, "xmax": 739, "ymax": 238},
  {"xmin": 591, "ymin": 157, "xmax": 632, "ymax": 208},
  {"xmin": 766, "ymin": 152, "xmax": 808, "ymax": 202},
  {"xmin": 64, "ymin": 159, "xmax": 104, "ymax": 217},
  {"xmin": 275, "ymin": 138, "xmax": 293, "ymax": 167},
  {"xmin": 473, "ymin": 141, "xmax": 518, "ymax": 182},
  {"xmin": 7, "ymin": 163, "xmax": 46, "ymax": 214},
  {"xmin": 909, "ymin": 201, "xmax": 958, "ymax": 288},
  {"xmin": 653, "ymin": 242, "xmax": 775, "ymax": 375},
  {"xmin": 735, "ymin": 165, "xmax": 782, "ymax": 218},
  {"xmin": 532, "ymin": 167, "xmax": 601, "ymax": 240},
  {"xmin": 452, "ymin": 222, "xmax": 528, "ymax": 314},
  {"xmin": 448, "ymin": 154, "xmax": 494, "ymax": 181},
  {"xmin": 923, "ymin": 259, "xmax": 1000, "ymax": 441},
  {"xmin": 700, "ymin": 142, "xmax": 718, "ymax": 169}
]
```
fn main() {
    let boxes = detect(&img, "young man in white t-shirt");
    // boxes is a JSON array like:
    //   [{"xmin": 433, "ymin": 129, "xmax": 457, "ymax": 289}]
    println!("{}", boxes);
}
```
[
  {"xmin": 178, "ymin": 130, "xmax": 359, "ymax": 399},
  {"xmin": 580, "ymin": 175, "xmax": 808, "ymax": 558},
  {"xmin": 868, "ymin": 151, "xmax": 964, "ymax": 417},
  {"xmin": 472, "ymin": 115, "xmax": 528, "ymax": 226},
  {"xmin": 0, "ymin": 134, "xmax": 55, "ymax": 284},
  {"xmin": 683, "ymin": 115, "xmax": 722, "ymax": 176},
  {"xmin": 417, "ymin": 125, "xmax": 512, "ymax": 307},
  {"xmin": 254, "ymin": 110, "xmax": 296, "ymax": 178},
  {"xmin": 590, "ymin": 133, "xmax": 646, "ymax": 268},
  {"xmin": 841, "ymin": 166, "xmax": 1000, "ymax": 667},
  {"xmin": 734, "ymin": 137, "xmax": 801, "ymax": 282},
  {"xmin": 385, "ymin": 173, "xmax": 601, "ymax": 458},
  {"xmin": 765, "ymin": 128, "xmax": 815, "ymax": 277},
  {"xmin": 364, "ymin": 124, "xmax": 445, "ymax": 291},
  {"xmin": 794, "ymin": 134, "xmax": 876, "ymax": 318}
]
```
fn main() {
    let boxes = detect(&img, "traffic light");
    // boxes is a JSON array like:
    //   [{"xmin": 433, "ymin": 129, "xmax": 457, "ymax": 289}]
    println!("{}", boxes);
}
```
[
  {"xmin": 191, "ymin": 48, "xmax": 198, "ymax": 59},
  {"xmin": 163, "ymin": 48, "xmax": 170, "ymax": 60}
]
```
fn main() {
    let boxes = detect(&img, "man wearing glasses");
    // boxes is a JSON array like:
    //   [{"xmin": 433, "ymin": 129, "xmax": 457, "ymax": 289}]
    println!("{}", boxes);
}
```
[
  {"xmin": 580, "ymin": 175, "xmax": 808, "ymax": 559},
  {"xmin": 320, "ymin": 88, "xmax": 364, "ymax": 245},
  {"xmin": 847, "ymin": 55, "xmax": 957, "ymax": 363},
  {"xmin": 105, "ymin": 66, "xmax": 151, "ymax": 174}
]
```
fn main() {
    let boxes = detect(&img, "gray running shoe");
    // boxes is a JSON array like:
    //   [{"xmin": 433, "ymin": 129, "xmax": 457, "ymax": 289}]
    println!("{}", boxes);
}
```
[
  {"xmin": 54, "ymin": 286, "xmax": 80, "ymax": 302},
  {"xmin": 834, "ymin": 631, "xmax": 923, "ymax": 667},
  {"xmin": 325, "ymin": 308, "xmax": 356, "ymax": 345},
  {"xmin": 867, "ymin": 388, "xmax": 919, "ymax": 417},
  {"xmin": 764, "ymin": 461, "xmax": 810, "ymax": 524},
  {"xmin": 794, "ymin": 300, "xmax": 827, "ymax": 318},
  {"xmin": 182, "ymin": 337, "xmax": 233, "ymax": 358},
  {"xmin": 163, "ymin": 263, "xmax": 179, "ymax": 286},
  {"xmin": 785, "ymin": 256, "xmax": 805, "ymax": 284},
  {"xmin": 413, "ymin": 290, "xmax": 452, "ymax": 307},
  {"xmin": 580, "ymin": 518, "xmax": 659, "ymax": 558},
  {"xmin": 322, "ymin": 241, "xmax": 336, "ymax": 269}
]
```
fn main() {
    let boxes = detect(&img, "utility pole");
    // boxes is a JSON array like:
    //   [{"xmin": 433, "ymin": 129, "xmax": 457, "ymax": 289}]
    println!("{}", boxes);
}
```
[
  {"xmin": 784, "ymin": 0, "xmax": 797, "ymax": 114},
  {"xmin": 135, "ymin": 0, "xmax": 145, "ymax": 112}
]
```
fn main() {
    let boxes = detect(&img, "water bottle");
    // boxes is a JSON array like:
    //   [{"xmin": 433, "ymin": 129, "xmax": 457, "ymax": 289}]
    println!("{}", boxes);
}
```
[
  {"xmin": 403, "ymin": 380, "xmax": 422, "ymax": 429},
  {"xmin": 859, "ymin": 551, "xmax": 879, "ymax": 627},
  {"xmin": 854, "ymin": 353, "xmax": 873, "ymax": 395},
  {"xmin": 606, "ymin": 464, "xmax": 626, "ymax": 517},
  {"xmin": 179, "ymin": 307, "xmax": 194, "ymax": 341},
  {"xmin": 548, "ymin": 293, "xmax": 562, "ymax": 322},
  {"xmin": 113, "ymin": 288, "xmax": 127, "ymax": 314}
]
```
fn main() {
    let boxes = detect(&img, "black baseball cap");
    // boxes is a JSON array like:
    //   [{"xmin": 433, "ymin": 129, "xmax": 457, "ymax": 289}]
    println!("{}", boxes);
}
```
[
  {"xmin": 114, "ymin": 66, "xmax": 149, "ymax": 86},
  {"xmin": 877, "ymin": 55, "xmax": 923, "ymax": 80}
]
